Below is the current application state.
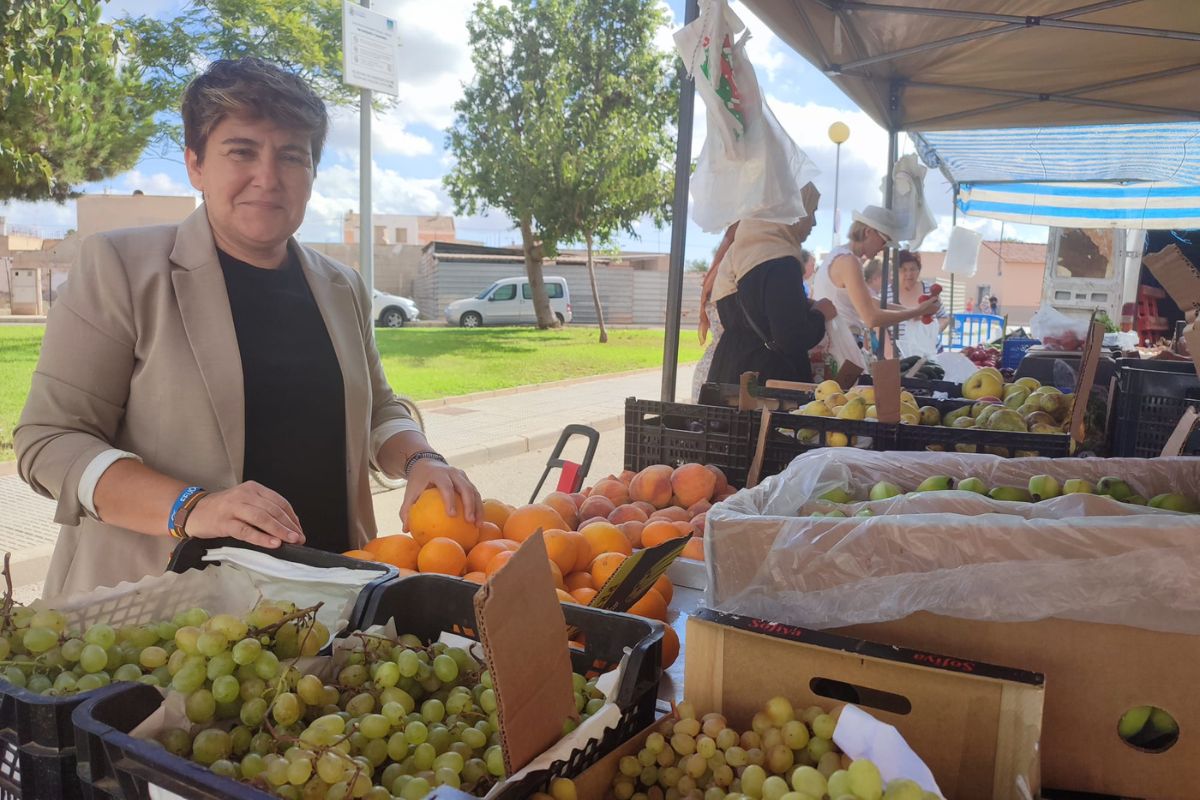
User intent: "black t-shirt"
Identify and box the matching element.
[218,247,349,553]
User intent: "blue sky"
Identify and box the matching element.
[1,0,1045,261]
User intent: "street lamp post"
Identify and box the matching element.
[828,121,850,249]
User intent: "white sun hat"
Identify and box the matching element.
[851,205,903,244]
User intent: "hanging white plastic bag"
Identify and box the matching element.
[897,319,941,360]
[674,0,820,233]
[825,315,866,371]
[1029,303,1089,351]
[885,154,937,249]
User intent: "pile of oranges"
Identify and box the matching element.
[345,464,734,668]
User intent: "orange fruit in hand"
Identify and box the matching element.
[653,574,674,605]
[408,489,480,550]
[590,552,627,590]
[417,537,467,576]
[363,535,420,570]
[627,589,668,622]
[661,626,680,668]
[466,540,511,574]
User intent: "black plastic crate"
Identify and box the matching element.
[73,574,663,800]
[756,407,900,476]
[167,537,397,634]
[625,398,758,485]
[0,540,393,800]
[1111,360,1200,457]
[894,397,1073,458]
[857,374,963,397]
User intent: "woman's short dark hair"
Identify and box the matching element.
[799,248,813,266]
[897,249,922,270]
[182,58,329,167]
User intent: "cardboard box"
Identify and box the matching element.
[836,613,1200,800]
[570,715,670,799]
[1143,245,1200,377]
[685,609,1044,800]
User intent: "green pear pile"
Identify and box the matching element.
[805,476,1199,517]
[931,374,1074,439]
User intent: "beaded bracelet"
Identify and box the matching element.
[404,450,447,477]
[168,486,208,540]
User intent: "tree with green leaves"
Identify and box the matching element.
[536,0,676,342]
[444,0,576,329]
[0,0,159,202]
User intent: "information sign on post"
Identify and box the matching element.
[342,2,400,96]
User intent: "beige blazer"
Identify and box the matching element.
[15,206,414,597]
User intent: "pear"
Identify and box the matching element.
[976,404,1003,426]
[942,406,972,426]
[1032,385,1062,395]
[1028,475,1062,501]
[1149,493,1200,513]
[1062,479,1095,495]
[989,486,1032,502]
[850,386,876,404]
[1031,423,1061,435]
[866,405,878,419]
[818,487,855,504]
[824,510,848,518]
[814,379,842,402]
[827,432,850,447]
[869,481,904,500]
[1023,410,1056,428]
[971,400,999,419]
[1003,388,1030,409]
[952,416,976,429]
[900,413,920,425]
[918,406,941,426]
[797,401,833,418]
[955,443,979,453]
[1097,477,1134,501]
[1150,708,1180,738]
[855,509,874,517]
[1015,376,1042,392]
[900,390,917,407]
[915,476,954,492]
[986,409,1028,432]
[797,428,819,444]
[1124,495,1148,506]
[1118,706,1153,740]
[825,392,849,409]
[983,446,1010,457]
[958,477,988,494]
[1037,392,1071,419]
[837,397,867,420]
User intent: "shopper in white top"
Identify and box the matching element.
[812,205,941,346]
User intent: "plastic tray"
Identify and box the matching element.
[1111,360,1200,457]
[72,574,663,800]
[1001,338,1040,370]
[0,541,392,800]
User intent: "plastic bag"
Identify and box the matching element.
[1029,304,1089,351]
[896,319,941,360]
[886,154,937,249]
[705,448,1200,634]
[674,0,820,233]
[825,314,866,371]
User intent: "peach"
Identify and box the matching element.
[619,469,637,486]
[715,490,737,502]
[619,520,645,548]
[641,520,687,549]
[542,492,579,531]
[503,504,568,543]
[691,513,707,537]
[672,520,696,537]
[682,538,705,561]
[649,506,690,523]
[671,463,718,507]
[608,504,649,525]
[632,500,657,516]
[686,500,711,518]
[578,494,616,522]
[579,515,608,529]
[569,492,587,509]
[629,465,674,509]
[705,464,730,496]
[591,478,631,506]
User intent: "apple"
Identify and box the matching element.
[915,476,954,492]
[1062,479,1094,494]
[819,488,856,503]
[1015,377,1042,392]
[1118,706,1152,740]
[989,486,1032,502]
[1028,475,1062,501]
[869,481,903,500]
[814,380,842,402]
[963,369,1004,401]
[958,477,988,494]
[1149,493,1200,513]
[797,401,833,417]
[1097,477,1134,501]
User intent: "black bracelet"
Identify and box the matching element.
[405,451,447,476]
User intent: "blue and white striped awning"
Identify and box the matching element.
[915,123,1200,229]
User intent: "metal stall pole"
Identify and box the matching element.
[876,128,899,358]
[660,0,701,402]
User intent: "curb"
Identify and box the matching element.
[442,412,625,470]
[415,365,676,409]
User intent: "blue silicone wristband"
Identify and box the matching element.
[169,486,205,537]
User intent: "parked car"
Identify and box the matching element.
[373,289,419,328]
[444,276,572,327]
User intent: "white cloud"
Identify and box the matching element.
[300,161,452,241]
[735,3,786,81]
[118,170,198,197]
[325,110,435,162]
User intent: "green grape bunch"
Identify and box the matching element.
[162,630,608,800]
[607,698,942,800]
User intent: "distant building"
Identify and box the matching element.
[76,193,198,239]
[918,240,1047,326]
[342,212,459,246]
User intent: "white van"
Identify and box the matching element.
[444,276,573,327]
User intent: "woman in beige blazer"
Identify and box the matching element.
[15,58,481,597]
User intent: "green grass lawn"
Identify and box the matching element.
[0,326,703,461]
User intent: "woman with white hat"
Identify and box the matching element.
[811,204,941,360]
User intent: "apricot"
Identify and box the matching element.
[608,504,649,525]
[641,520,687,549]
[503,503,568,543]
[691,513,707,537]
[619,520,645,548]
[671,463,718,507]
[649,506,690,523]
[578,494,617,522]
[542,492,580,531]
[629,465,674,509]
[705,464,730,496]
[591,478,631,506]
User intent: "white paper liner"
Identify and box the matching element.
[833,704,944,798]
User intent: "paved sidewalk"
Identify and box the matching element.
[0,364,696,595]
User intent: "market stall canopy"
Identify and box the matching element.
[737,0,1200,131]
[913,122,1200,228]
